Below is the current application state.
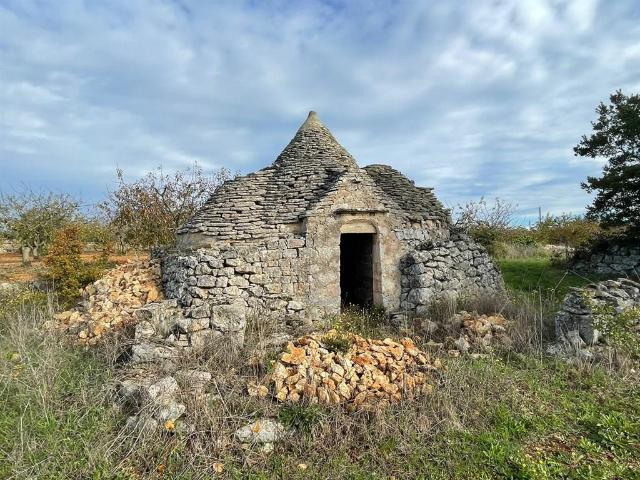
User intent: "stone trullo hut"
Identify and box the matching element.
[160,112,502,340]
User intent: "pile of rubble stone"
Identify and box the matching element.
[47,260,162,345]
[448,311,512,354]
[251,331,439,410]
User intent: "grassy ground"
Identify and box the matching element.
[497,257,607,298]
[1,261,639,479]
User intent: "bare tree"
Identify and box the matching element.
[0,190,79,265]
[99,164,232,250]
[453,196,518,232]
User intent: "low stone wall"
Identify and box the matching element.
[399,234,503,313]
[130,299,249,363]
[553,278,640,348]
[573,244,640,275]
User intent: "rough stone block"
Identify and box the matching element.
[196,276,216,287]
[211,302,247,333]
[228,276,250,287]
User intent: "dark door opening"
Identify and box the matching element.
[340,233,374,308]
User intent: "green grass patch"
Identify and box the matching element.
[497,257,606,298]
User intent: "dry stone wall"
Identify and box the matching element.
[160,229,499,329]
[400,233,503,313]
[553,278,640,348]
[159,236,314,325]
[573,244,640,275]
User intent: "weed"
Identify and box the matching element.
[322,330,352,354]
[278,403,324,435]
[587,296,640,357]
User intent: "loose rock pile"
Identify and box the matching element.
[391,310,512,355]
[449,311,512,354]
[255,332,439,410]
[47,260,162,345]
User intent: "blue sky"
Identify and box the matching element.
[1,0,639,223]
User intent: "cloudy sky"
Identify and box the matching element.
[1,0,639,223]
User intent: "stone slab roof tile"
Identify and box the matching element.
[363,164,450,223]
[178,112,450,239]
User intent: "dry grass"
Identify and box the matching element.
[1,289,638,479]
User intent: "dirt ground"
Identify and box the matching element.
[0,252,148,283]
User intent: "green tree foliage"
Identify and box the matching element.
[0,191,79,264]
[535,214,601,249]
[575,90,640,234]
[100,164,232,250]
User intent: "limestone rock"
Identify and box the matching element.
[210,302,247,333]
[235,418,287,444]
[154,400,186,422]
[265,331,438,410]
[131,343,182,364]
[175,369,212,391]
[454,336,470,353]
[124,415,159,435]
[48,259,164,345]
[554,278,640,347]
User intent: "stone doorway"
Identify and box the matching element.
[340,233,375,308]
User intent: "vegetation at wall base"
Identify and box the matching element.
[42,225,114,306]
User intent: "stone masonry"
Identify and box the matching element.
[573,244,640,276]
[159,112,503,345]
[553,278,640,349]
[400,233,503,314]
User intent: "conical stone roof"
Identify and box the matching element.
[178,112,449,241]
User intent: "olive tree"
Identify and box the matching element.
[0,190,79,264]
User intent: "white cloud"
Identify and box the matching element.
[0,0,638,219]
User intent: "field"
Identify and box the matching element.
[0,252,147,283]
[0,256,638,479]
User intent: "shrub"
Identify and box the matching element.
[535,214,601,250]
[469,226,499,255]
[493,242,548,260]
[100,165,232,250]
[42,226,112,306]
[587,296,640,358]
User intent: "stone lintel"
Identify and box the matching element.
[332,208,388,216]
